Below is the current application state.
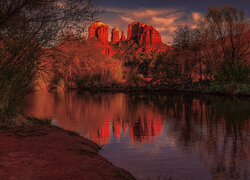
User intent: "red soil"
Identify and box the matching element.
[0,125,135,180]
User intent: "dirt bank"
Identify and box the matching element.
[0,124,135,180]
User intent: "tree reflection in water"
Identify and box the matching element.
[25,92,250,180]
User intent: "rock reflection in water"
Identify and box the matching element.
[25,92,250,180]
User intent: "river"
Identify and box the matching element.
[24,91,250,180]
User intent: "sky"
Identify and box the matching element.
[97,0,250,44]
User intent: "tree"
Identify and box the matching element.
[0,0,99,46]
[173,26,199,83]
[0,0,99,124]
[198,5,250,82]
[153,51,182,84]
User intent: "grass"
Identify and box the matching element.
[78,149,98,156]
[67,130,80,136]
[26,116,51,125]
[203,82,250,95]
[11,128,48,138]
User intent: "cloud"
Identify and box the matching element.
[120,16,134,23]
[105,7,179,18]
[132,9,177,18]
[151,12,183,25]
[100,7,204,44]
[192,12,203,23]
[166,27,178,33]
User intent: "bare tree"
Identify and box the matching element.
[0,0,99,123]
[198,5,250,82]
[173,26,198,83]
[0,0,99,46]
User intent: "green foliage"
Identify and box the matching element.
[215,59,250,83]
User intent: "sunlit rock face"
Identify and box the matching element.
[111,27,119,43]
[88,21,115,56]
[127,22,168,52]
[121,31,126,41]
[102,44,116,56]
[88,21,109,44]
[88,21,168,55]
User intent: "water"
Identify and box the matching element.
[24,91,250,180]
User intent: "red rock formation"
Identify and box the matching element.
[111,27,119,43]
[88,21,115,56]
[121,31,126,41]
[88,21,167,55]
[127,22,168,52]
[102,44,116,56]
[127,22,146,42]
[88,21,109,44]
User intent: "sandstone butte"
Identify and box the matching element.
[88,21,109,44]
[88,21,115,56]
[127,22,168,52]
[88,21,168,56]
[121,30,126,41]
[111,27,119,43]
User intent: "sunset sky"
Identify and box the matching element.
[98,0,250,44]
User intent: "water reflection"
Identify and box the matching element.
[25,92,250,180]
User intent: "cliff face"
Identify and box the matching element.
[121,31,126,41]
[88,21,168,55]
[88,21,115,56]
[102,44,115,56]
[127,22,168,52]
[111,27,119,43]
[88,21,109,44]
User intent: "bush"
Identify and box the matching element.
[0,38,42,122]
[127,71,144,86]
[215,60,250,83]
[0,0,99,125]
[49,39,122,90]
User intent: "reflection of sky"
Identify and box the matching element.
[101,122,211,180]
[97,0,250,44]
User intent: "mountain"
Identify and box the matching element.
[88,21,115,56]
[88,21,168,56]
[88,21,109,44]
[127,22,168,53]
[121,31,126,41]
[111,27,119,43]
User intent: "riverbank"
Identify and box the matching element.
[0,117,135,180]
[76,81,250,97]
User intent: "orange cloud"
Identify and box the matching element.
[121,16,134,23]
[192,12,203,23]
